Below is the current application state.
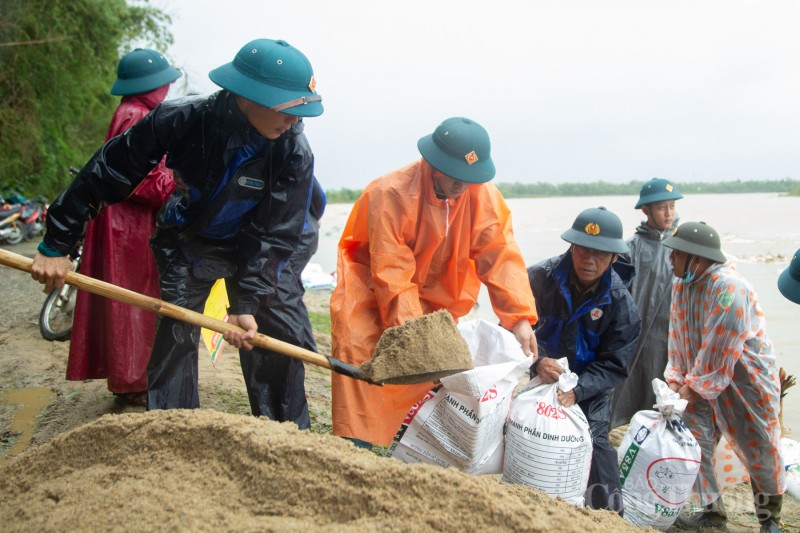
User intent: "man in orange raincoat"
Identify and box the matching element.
[330,117,539,448]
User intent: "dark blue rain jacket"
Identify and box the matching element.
[527,250,641,404]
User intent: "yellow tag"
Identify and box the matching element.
[666,184,673,192]
[584,223,600,236]
[464,150,479,165]
[308,76,317,93]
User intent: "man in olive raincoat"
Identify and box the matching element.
[611,178,683,428]
[330,117,539,448]
[664,222,785,533]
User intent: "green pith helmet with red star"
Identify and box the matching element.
[635,178,683,208]
[561,206,628,254]
[209,38,323,117]
[417,117,495,184]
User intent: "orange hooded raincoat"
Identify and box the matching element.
[330,159,538,446]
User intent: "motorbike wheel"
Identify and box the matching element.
[39,285,77,341]
[4,226,23,245]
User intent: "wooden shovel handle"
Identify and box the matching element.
[0,248,335,370]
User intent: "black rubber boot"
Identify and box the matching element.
[754,493,783,533]
[673,497,727,531]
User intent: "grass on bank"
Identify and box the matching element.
[308,310,331,334]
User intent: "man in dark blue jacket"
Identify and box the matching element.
[30,38,324,413]
[528,206,641,515]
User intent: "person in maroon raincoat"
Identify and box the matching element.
[66,49,181,405]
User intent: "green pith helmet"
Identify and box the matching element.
[417,117,495,183]
[209,38,323,117]
[635,177,683,208]
[110,48,181,96]
[662,221,726,263]
[778,249,800,304]
[561,206,628,254]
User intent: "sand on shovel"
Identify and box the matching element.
[359,309,473,385]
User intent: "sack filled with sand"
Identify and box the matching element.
[387,320,533,474]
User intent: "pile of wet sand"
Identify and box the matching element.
[0,409,644,532]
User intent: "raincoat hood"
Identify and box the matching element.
[120,85,170,111]
[634,217,680,240]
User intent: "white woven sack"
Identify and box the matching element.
[781,438,800,501]
[502,358,592,507]
[617,379,701,531]
[387,320,532,474]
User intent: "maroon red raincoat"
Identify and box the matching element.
[66,86,175,393]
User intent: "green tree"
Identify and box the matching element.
[0,0,172,198]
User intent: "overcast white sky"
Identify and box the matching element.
[149,0,800,190]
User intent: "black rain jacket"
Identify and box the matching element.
[43,90,315,316]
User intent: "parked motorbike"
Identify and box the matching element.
[0,195,47,244]
[37,166,82,340]
[40,249,81,341]
[19,198,46,239]
[0,201,24,244]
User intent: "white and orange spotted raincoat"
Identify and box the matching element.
[665,256,785,503]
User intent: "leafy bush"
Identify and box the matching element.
[0,0,172,198]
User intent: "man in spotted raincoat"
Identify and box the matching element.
[663,221,785,533]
